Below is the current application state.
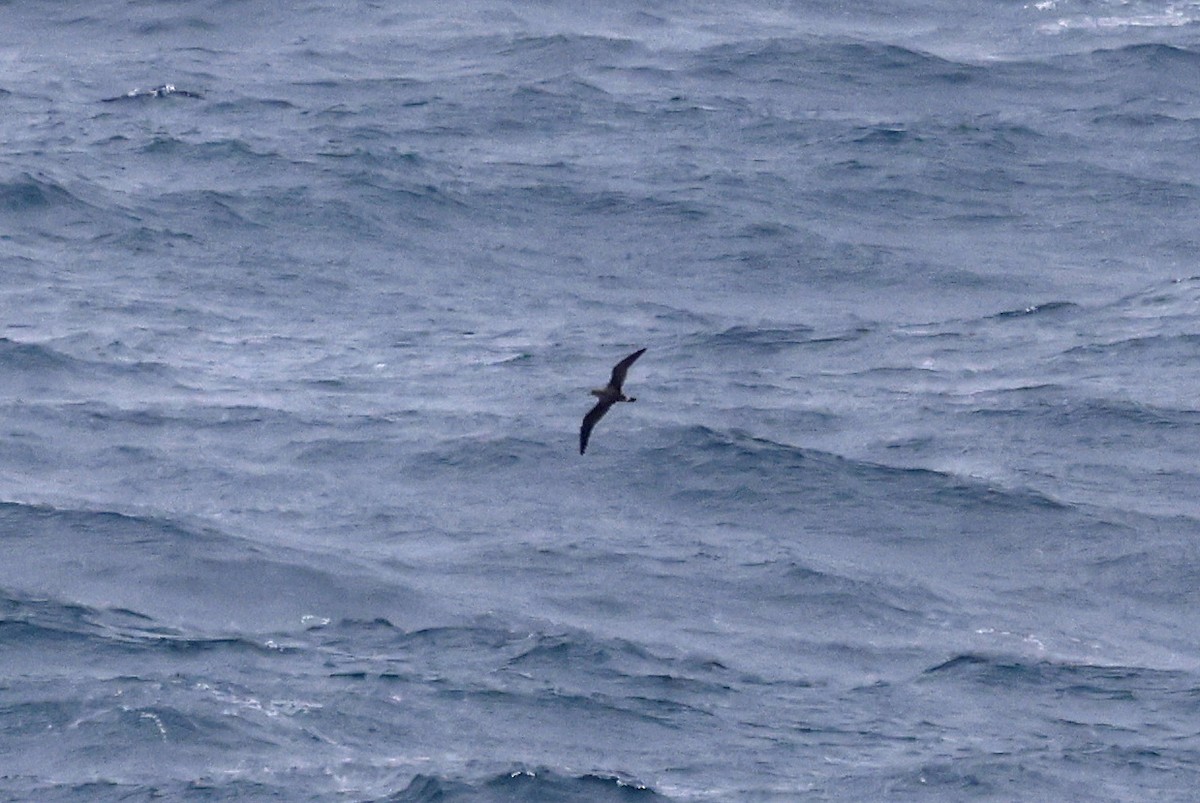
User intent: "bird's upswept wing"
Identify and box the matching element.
[607,347,646,392]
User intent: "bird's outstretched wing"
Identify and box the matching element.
[580,400,614,454]
[608,347,647,391]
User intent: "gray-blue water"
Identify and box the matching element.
[3,1,1200,799]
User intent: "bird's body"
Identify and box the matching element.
[580,347,646,454]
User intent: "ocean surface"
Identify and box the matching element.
[2,0,1200,799]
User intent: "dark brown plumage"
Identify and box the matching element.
[580,347,646,454]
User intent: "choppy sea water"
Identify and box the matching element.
[2,1,1200,800]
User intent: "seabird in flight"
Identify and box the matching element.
[580,347,646,454]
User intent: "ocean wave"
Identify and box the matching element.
[1039,4,1200,35]
[0,589,275,658]
[996,395,1200,430]
[150,188,263,231]
[960,361,1200,429]
[7,777,299,802]
[407,433,549,474]
[318,617,729,686]
[922,652,1194,695]
[759,561,947,623]
[307,616,731,735]
[1062,332,1200,359]
[497,31,643,62]
[1086,545,1200,604]
[0,500,428,633]
[1074,42,1200,70]
[0,171,144,249]
[0,173,90,214]
[0,337,173,379]
[81,401,298,429]
[389,767,660,802]
[698,324,818,351]
[0,337,83,371]
[91,221,199,252]
[136,136,270,162]
[1113,274,1200,315]
[505,629,729,690]
[988,300,1080,320]
[654,425,1069,513]
[697,37,980,87]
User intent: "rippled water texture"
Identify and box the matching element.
[2,1,1200,799]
